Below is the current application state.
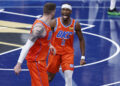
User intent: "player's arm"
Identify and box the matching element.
[49,19,56,55]
[50,18,56,32]
[14,23,45,75]
[75,21,86,65]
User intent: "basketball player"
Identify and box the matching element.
[47,3,86,86]
[14,3,56,86]
[108,0,120,15]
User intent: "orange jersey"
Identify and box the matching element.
[51,17,76,54]
[26,19,52,61]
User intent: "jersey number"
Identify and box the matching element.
[56,30,73,46]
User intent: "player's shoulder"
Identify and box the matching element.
[75,21,80,25]
[32,22,45,37]
[33,19,41,24]
[74,20,81,31]
[33,22,44,32]
[34,22,44,27]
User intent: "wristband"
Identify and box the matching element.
[81,56,85,60]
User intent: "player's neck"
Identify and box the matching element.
[40,15,52,25]
[62,17,71,26]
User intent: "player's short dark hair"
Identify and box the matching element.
[43,3,56,15]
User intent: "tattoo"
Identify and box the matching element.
[29,23,46,42]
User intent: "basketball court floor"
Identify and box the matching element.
[0,0,120,86]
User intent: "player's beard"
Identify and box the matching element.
[62,15,70,21]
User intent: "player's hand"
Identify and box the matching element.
[80,59,86,65]
[49,44,56,55]
[14,63,22,75]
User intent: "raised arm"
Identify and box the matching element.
[75,21,86,65]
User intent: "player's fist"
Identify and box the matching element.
[14,63,22,75]
[80,59,86,65]
[49,44,56,55]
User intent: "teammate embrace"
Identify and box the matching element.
[14,3,86,86]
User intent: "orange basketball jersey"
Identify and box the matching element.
[26,19,52,61]
[51,17,76,54]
